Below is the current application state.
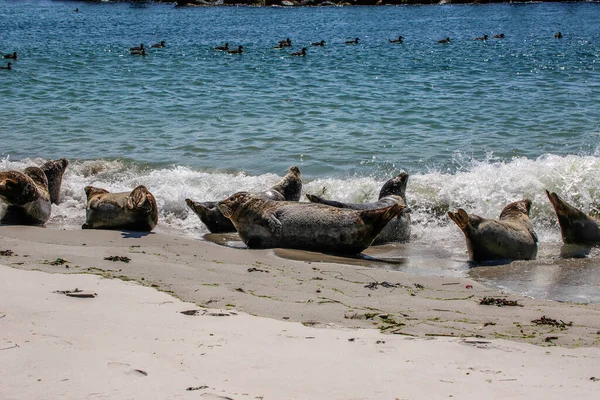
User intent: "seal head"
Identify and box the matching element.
[267,166,302,202]
[448,199,538,263]
[546,190,600,245]
[82,185,158,231]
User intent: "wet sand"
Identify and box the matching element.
[2,225,600,398]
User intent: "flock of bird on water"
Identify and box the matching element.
[1,30,565,71]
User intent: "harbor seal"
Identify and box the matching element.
[82,185,158,231]
[447,199,538,263]
[186,166,302,233]
[546,190,600,245]
[217,192,405,255]
[0,167,51,225]
[41,158,69,204]
[306,172,411,244]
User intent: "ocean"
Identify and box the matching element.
[1,0,600,302]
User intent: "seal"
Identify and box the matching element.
[41,158,69,204]
[82,185,158,231]
[0,167,51,225]
[306,172,411,244]
[186,166,302,233]
[546,190,600,245]
[218,192,404,255]
[447,199,538,263]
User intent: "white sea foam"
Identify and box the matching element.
[3,154,600,250]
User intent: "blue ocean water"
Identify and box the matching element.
[2,1,600,301]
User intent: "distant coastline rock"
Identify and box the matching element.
[128,0,592,7]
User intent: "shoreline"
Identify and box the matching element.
[3,224,600,397]
[2,225,599,348]
[3,264,600,399]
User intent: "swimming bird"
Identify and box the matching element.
[291,48,307,57]
[278,38,292,47]
[438,37,450,44]
[389,36,404,44]
[0,62,11,70]
[3,52,17,60]
[311,40,325,47]
[493,33,505,39]
[345,38,359,44]
[215,42,229,51]
[130,43,144,52]
[151,41,166,48]
[130,48,146,56]
[555,32,563,39]
[474,34,488,41]
[228,45,243,55]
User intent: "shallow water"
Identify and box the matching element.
[1,1,600,303]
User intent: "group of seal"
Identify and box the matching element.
[218,191,404,255]
[0,159,158,232]
[2,160,600,261]
[306,172,411,245]
[186,166,302,234]
[447,191,600,264]
[0,159,69,226]
[186,168,410,254]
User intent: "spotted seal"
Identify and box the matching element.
[82,185,158,231]
[186,166,302,233]
[546,190,600,245]
[41,158,69,204]
[218,192,405,255]
[0,167,51,225]
[447,199,538,263]
[306,172,411,244]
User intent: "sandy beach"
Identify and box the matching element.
[1,225,600,399]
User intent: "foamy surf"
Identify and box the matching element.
[2,153,599,249]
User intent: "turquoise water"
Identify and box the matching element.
[2,1,600,302]
[2,1,599,175]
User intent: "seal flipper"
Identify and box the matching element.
[360,203,403,236]
[306,194,325,204]
[264,212,283,237]
[305,194,352,209]
[127,185,158,228]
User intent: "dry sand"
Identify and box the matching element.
[1,225,600,399]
